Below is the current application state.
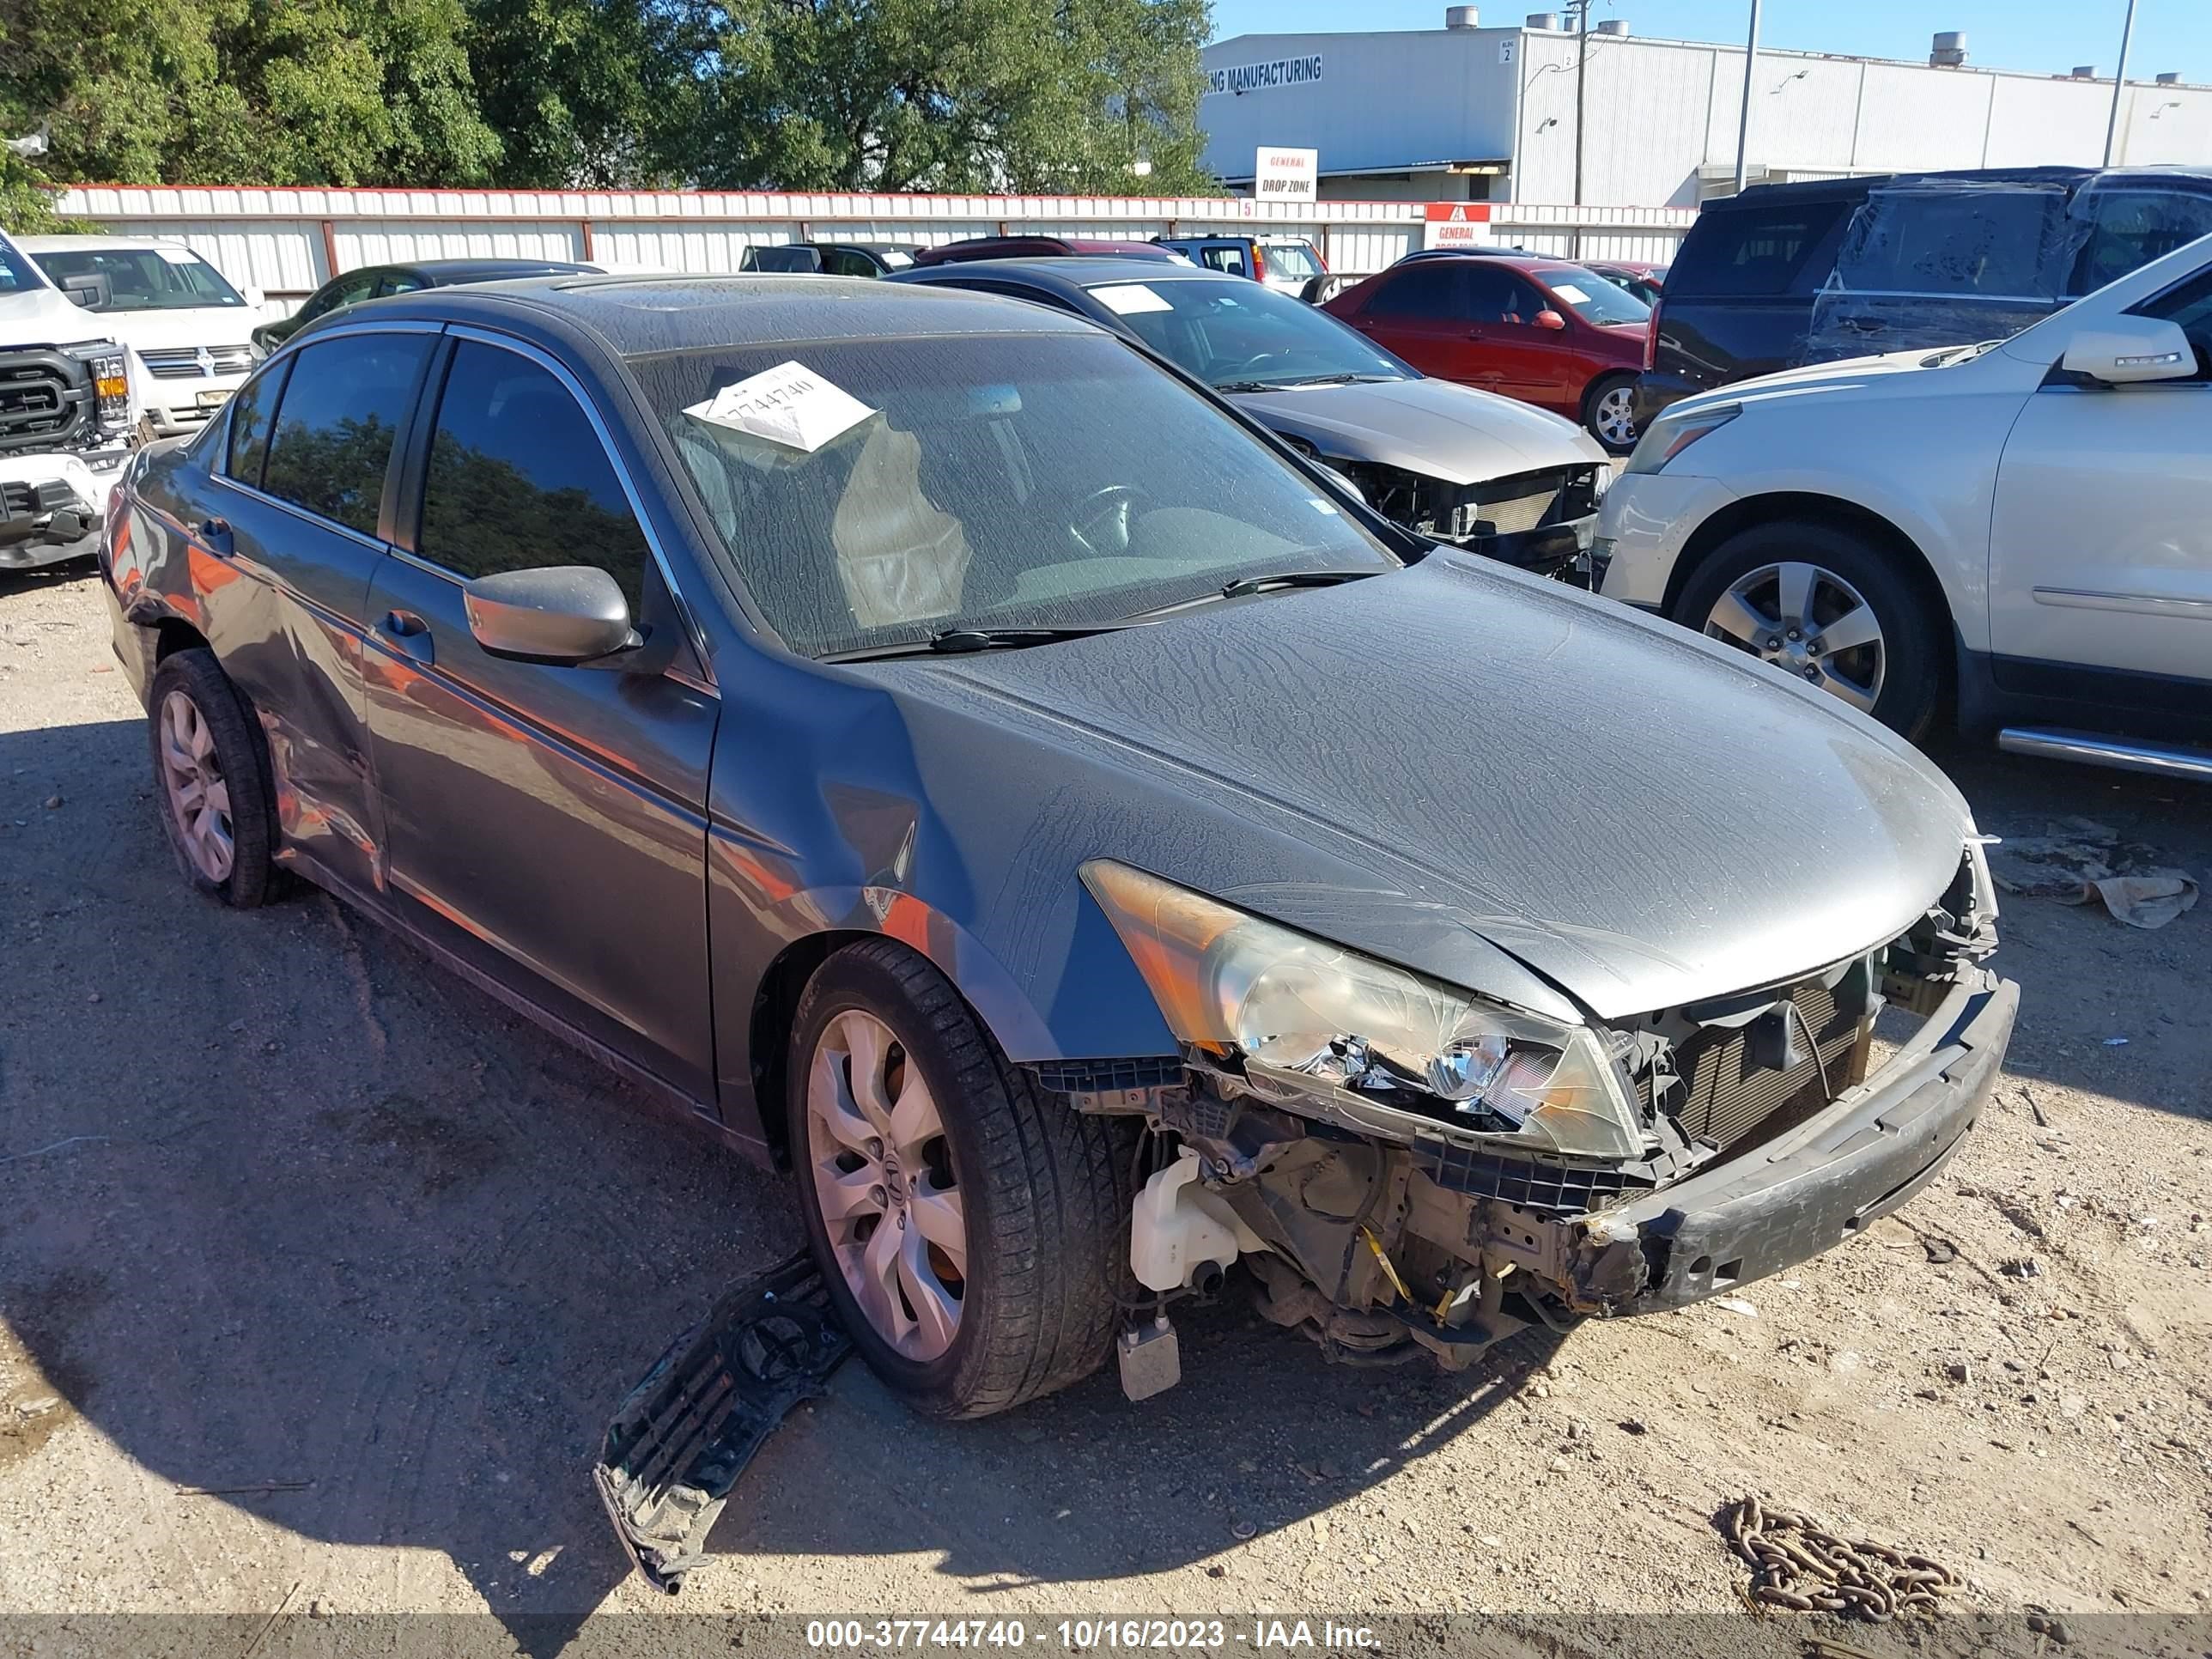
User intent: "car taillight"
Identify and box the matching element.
[1644,300,1662,372]
[1250,243,1267,282]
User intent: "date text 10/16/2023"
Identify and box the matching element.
[805,1620,1381,1650]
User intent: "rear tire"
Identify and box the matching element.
[1671,519,1944,739]
[1582,372,1640,453]
[146,648,278,908]
[787,939,1131,1419]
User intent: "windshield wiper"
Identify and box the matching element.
[1214,372,1397,392]
[1218,568,1380,600]
[820,624,1132,662]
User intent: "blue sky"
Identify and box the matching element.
[1206,0,2208,84]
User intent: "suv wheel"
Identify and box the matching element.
[787,939,1130,1419]
[147,649,279,907]
[1672,519,1943,739]
[1583,374,1639,453]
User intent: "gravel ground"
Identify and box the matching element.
[3,562,2208,1644]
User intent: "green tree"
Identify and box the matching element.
[674,0,1214,194]
[465,0,695,187]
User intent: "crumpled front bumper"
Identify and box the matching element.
[0,450,125,571]
[1571,965,2017,1315]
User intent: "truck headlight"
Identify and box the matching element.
[65,342,131,436]
[1081,860,1646,1158]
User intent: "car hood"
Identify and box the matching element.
[0,284,119,349]
[1666,348,1951,421]
[884,555,1972,1022]
[92,306,261,352]
[1228,376,1604,484]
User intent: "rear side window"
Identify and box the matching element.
[1833,186,2063,300]
[416,340,651,611]
[1669,201,1850,296]
[1199,245,1249,274]
[1365,263,1464,319]
[259,333,431,536]
[223,359,290,489]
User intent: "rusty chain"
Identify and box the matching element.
[1724,1493,1959,1621]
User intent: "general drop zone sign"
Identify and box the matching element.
[1207,55,1324,95]
[1255,148,1319,203]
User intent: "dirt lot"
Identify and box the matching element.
[3,562,2209,1644]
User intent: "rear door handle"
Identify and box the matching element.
[196,517,233,556]
[378,609,434,666]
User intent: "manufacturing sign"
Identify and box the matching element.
[1255,148,1320,202]
[1207,55,1324,95]
[1424,201,1496,247]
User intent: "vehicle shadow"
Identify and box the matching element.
[0,714,1555,1645]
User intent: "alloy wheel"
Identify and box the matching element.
[1592,384,1638,447]
[158,689,235,883]
[1703,560,1887,713]
[804,1008,968,1361]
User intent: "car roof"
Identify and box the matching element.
[16,234,200,252]
[398,258,601,283]
[369,272,1102,356]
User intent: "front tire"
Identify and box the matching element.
[787,939,1130,1419]
[147,648,278,907]
[1582,372,1640,453]
[1671,519,1944,739]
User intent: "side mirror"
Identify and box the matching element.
[243,285,266,310]
[462,566,636,664]
[1534,308,1568,331]
[61,273,110,310]
[2058,316,2197,386]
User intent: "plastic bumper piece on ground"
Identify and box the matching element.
[595,1251,851,1595]
[1572,967,2018,1315]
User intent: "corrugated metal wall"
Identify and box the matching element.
[58,185,1695,301]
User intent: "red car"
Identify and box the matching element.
[1324,253,1651,452]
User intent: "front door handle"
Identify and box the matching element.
[377,609,434,666]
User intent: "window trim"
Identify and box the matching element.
[400,324,717,687]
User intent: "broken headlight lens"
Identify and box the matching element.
[1080,860,1647,1158]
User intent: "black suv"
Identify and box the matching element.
[1638,165,2212,427]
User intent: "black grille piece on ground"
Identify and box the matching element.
[1671,975,1867,1152]
[595,1251,850,1594]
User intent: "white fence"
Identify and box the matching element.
[55,185,1697,307]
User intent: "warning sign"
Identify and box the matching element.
[1422,201,1496,250]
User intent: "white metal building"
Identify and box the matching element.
[1200,10,2212,208]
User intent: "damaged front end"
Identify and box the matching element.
[1060,851,2014,1385]
[1327,459,1604,580]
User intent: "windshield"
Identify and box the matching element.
[1088,276,1410,391]
[1535,266,1650,326]
[634,331,1396,659]
[33,246,247,311]
[0,233,50,295]
[1261,241,1323,280]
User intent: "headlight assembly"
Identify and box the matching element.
[64,341,131,436]
[1623,402,1738,477]
[1081,860,1648,1159]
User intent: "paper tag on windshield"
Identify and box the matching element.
[1548,283,1591,306]
[1092,283,1173,316]
[684,360,877,453]
[155,245,201,265]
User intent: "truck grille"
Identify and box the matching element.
[1668,975,1868,1152]
[0,354,92,453]
[140,344,255,379]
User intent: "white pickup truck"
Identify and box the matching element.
[1,225,136,572]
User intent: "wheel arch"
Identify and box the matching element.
[1662,490,1957,642]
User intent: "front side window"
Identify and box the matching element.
[0,233,46,295]
[374,272,428,299]
[2070,189,2212,296]
[2137,267,2212,374]
[1464,264,1534,324]
[1200,246,1248,274]
[1261,241,1323,281]
[1833,185,2065,301]
[33,246,247,311]
[258,333,432,536]
[1365,264,1464,320]
[302,270,379,323]
[417,341,651,610]
[1095,276,1410,390]
[634,331,1395,659]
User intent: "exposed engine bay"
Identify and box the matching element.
[1046,845,2012,1396]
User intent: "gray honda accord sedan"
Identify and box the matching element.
[101,274,2017,1418]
